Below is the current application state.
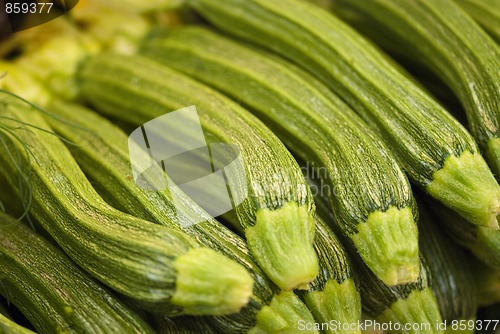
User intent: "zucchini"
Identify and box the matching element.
[141,26,420,286]
[471,260,500,307]
[43,100,317,333]
[77,53,320,291]
[155,316,218,334]
[0,313,35,334]
[454,0,500,43]
[187,0,500,230]
[0,91,254,316]
[417,198,477,332]
[426,198,500,270]
[0,212,154,333]
[330,0,500,181]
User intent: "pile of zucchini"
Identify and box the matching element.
[0,0,499,332]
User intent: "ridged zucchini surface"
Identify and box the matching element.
[77,53,319,291]
[187,0,500,230]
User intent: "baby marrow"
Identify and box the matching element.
[141,26,420,286]
[0,212,155,333]
[454,0,500,43]
[417,198,477,332]
[0,91,253,316]
[77,53,320,291]
[155,316,218,334]
[330,0,500,180]
[426,199,500,270]
[0,313,35,334]
[43,100,318,333]
[187,0,500,230]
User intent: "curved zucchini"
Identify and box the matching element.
[187,0,500,230]
[330,0,500,180]
[43,100,318,333]
[155,316,217,334]
[0,92,253,316]
[417,198,477,332]
[140,26,420,287]
[454,0,500,43]
[77,53,319,291]
[0,313,35,334]
[0,212,154,334]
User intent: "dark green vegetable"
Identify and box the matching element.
[43,100,318,333]
[187,0,500,230]
[141,26,420,287]
[77,53,320,291]
[155,316,217,334]
[0,91,253,316]
[0,212,155,334]
[417,198,477,331]
[330,0,500,180]
[455,0,500,43]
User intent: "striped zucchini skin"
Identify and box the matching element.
[0,212,155,334]
[427,199,500,270]
[187,0,500,230]
[0,93,253,316]
[155,316,218,334]
[44,100,280,333]
[77,53,319,291]
[330,0,500,180]
[454,0,500,43]
[141,26,420,286]
[417,198,477,330]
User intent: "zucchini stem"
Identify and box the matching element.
[245,202,319,291]
[378,288,443,334]
[171,248,254,315]
[351,206,420,286]
[303,279,362,334]
[427,150,500,229]
[250,291,319,333]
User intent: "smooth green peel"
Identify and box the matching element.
[303,279,362,334]
[377,288,443,334]
[172,248,254,315]
[250,291,319,334]
[428,150,500,229]
[0,313,35,334]
[352,206,419,286]
[246,202,319,291]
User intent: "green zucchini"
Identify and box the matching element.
[470,259,500,307]
[43,100,318,333]
[426,198,500,270]
[140,25,420,286]
[187,0,500,230]
[155,316,218,334]
[0,91,254,316]
[330,0,500,181]
[0,313,35,334]
[0,212,154,333]
[417,198,477,332]
[77,53,320,291]
[454,0,500,43]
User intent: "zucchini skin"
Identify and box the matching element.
[455,0,500,43]
[141,26,421,286]
[330,0,500,178]
[0,212,155,334]
[0,313,35,334]
[155,316,218,334]
[187,0,500,230]
[44,100,276,333]
[417,197,477,327]
[77,53,319,291]
[0,93,251,315]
